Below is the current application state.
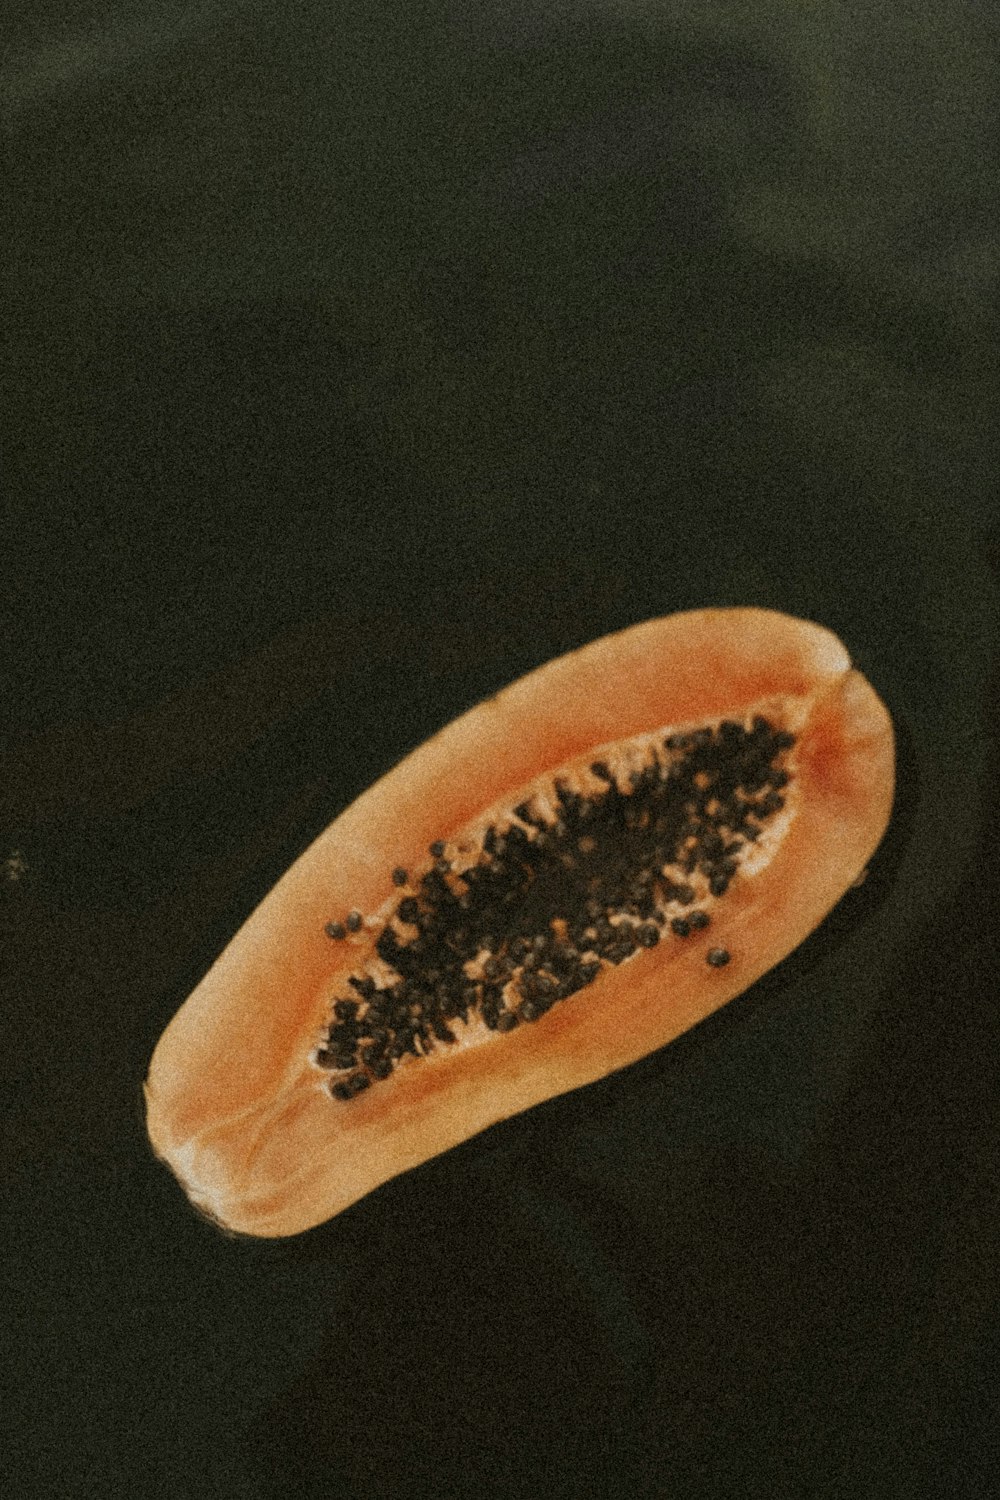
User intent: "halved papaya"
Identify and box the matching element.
[144,608,894,1238]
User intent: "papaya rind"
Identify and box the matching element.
[144,608,894,1237]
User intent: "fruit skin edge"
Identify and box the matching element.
[143,608,896,1238]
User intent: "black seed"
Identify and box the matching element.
[671,917,691,937]
[515,800,547,827]
[688,910,710,930]
[590,761,614,782]
[392,866,408,886]
[636,922,660,948]
[330,1016,361,1044]
[324,921,347,940]
[700,831,725,861]
[520,999,543,1022]
[391,1030,419,1059]
[770,769,789,789]
[346,910,363,932]
[566,920,592,950]
[397,897,421,924]
[429,840,446,857]
[709,872,732,897]
[349,1072,372,1094]
[547,942,576,971]
[483,956,504,980]
[431,1016,457,1044]
[760,791,785,815]
[370,1058,393,1081]
[496,1011,519,1033]
[481,987,503,1028]
[331,1081,353,1101]
[376,928,402,964]
[334,999,359,1022]
[315,1050,339,1069]
[706,947,731,967]
[348,975,376,998]
[772,730,796,750]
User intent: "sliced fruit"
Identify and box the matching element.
[144,608,895,1237]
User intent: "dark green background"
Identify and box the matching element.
[3,3,998,1496]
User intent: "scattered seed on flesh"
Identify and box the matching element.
[323,716,794,1099]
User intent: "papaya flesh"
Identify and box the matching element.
[144,608,894,1238]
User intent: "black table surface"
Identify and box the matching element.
[4,5,998,1497]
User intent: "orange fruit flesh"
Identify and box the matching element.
[144,608,895,1237]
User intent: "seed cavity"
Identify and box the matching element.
[319,714,794,1099]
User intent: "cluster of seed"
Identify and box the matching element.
[318,715,795,1101]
